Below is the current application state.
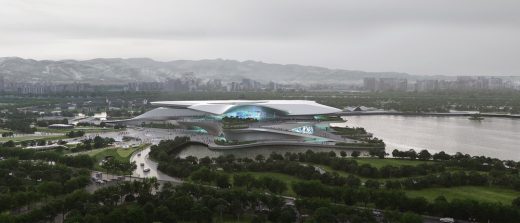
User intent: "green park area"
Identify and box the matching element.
[86,144,148,174]
[87,144,145,162]
[406,186,520,204]
[238,171,302,196]
[352,157,434,168]
[241,171,520,205]
[78,137,520,208]
[234,162,520,204]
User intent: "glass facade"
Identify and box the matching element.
[223,105,286,120]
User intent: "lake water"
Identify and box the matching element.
[344,115,520,160]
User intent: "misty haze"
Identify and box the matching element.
[1,1,519,223]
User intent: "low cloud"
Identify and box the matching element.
[0,0,519,75]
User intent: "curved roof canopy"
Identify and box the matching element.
[151,100,341,116]
[131,107,208,120]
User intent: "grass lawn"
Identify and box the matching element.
[350,157,434,168]
[93,149,130,162]
[406,186,520,204]
[87,145,147,174]
[311,163,408,182]
[234,171,303,196]
[89,145,145,162]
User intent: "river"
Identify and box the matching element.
[343,115,520,160]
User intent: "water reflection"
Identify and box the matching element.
[343,115,520,160]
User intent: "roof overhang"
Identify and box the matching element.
[151,100,341,116]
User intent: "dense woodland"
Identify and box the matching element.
[149,138,520,222]
[0,136,518,222]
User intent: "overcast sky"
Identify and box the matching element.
[1,0,519,76]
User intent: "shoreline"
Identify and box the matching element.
[339,111,520,119]
[207,140,383,150]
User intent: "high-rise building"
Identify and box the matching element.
[363,78,377,92]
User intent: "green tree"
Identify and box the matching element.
[400,212,422,223]
[512,196,520,207]
[255,154,265,162]
[418,149,432,160]
[37,181,63,197]
[215,173,231,188]
[313,207,335,223]
[191,167,215,184]
[2,140,15,147]
[365,179,380,189]
[233,173,255,189]
[279,206,297,222]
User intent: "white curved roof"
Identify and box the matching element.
[132,107,208,120]
[151,100,341,116]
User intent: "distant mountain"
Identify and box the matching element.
[0,57,412,84]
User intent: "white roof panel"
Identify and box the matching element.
[150,100,341,116]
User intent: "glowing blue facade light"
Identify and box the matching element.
[223,105,285,120]
[290,125,314,135]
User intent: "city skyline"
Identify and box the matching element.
[1,0,520,76]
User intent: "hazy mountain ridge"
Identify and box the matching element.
[0,57,412,84]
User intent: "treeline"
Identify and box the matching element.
[0,158,91,214]
[297,150,445,178]
[331,126,385,147]
[35,119,68,127]
[71,136,115,152]
[0,118,36,134]
[149,137,191,158]
[2,139,68,148]
[148,139,520,222]
[1,140,56,148]
[0,110,38,133]
[0,147,95,169]
[291,180,520,223]
[151,141,520,192]
[148,137,194,177]
[66,130,85,138]
[313,91,520,114]
[305,149,520,191]
[1,132,14,137]
[392,149,519,171]
[0,144,99,222]
[0,179,386,223]
[150,149,443,190]
[100,157,137,175]
[189,167,289,194]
